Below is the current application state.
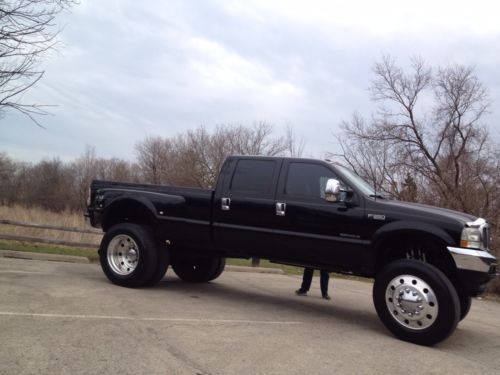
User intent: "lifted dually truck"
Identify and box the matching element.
[86,156,498,346]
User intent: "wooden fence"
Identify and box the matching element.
[0,220,262,265]
[0,219,102,248]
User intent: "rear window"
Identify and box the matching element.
[230,159,276,195]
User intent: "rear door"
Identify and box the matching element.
[213,157,283,256]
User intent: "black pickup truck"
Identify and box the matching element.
[87,156,497,345]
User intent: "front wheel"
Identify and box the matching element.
[455,284,472,321]
[373,259,460,346]
[171,254,225,283]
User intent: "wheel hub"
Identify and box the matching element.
[385,275,439,330]
[107,235,140,276]
[127,248,138,262]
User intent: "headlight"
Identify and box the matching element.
[460,218,491,251]
[461,227,483,249]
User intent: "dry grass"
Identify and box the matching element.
[0,205,101,245]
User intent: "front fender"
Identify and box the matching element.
[372,220,455,252]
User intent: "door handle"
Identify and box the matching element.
[221,197,231,211]
[276,202,286,216]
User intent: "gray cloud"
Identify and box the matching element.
[1,0,499,162]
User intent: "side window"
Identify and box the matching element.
[230,159,276,196]
[285,163,337,199]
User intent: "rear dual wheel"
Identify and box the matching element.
[171,254,225,283]
[99,223,169,288]
[373,259,460,346]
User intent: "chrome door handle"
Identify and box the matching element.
[221,197,231,211]
[276,202,286,216]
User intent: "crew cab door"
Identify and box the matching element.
[213,157,282,256]
[272,160,368,270]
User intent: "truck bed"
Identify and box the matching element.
[89,180,214,247]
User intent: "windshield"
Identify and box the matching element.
[334,165,376,196]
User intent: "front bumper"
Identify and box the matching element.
[447,246,498,295]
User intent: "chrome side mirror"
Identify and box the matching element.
[325,179,342,202]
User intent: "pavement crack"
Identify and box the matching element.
[146,326,213,375]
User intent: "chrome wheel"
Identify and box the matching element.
[385,275,439,330]
[374,260,460,345]
[107,234,140,276]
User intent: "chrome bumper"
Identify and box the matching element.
[447,247,497,273]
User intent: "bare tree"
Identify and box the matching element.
[226,122,288,156]
[284,125,306,157]
[98,158,140,183]
[71,145,98,208]
[334,56,500,294]
[22,157,74,211]
[135,136,173,185]
[0,0,75,126]
[135,123,291,188]
[334,56,497,215]
[335,113,413,199]
[0,151,16,204]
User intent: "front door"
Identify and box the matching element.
[272,160,367,270]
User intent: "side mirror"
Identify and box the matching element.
[324,179,353,203]
[325,179,342,202]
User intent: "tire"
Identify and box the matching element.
[143,242,170,287]
[373,259,460,346]
[172,255,225,283]
[455,284,472,321]
[99,223,159,288]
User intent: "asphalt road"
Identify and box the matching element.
[1,257,500,375]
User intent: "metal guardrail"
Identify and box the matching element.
[0,219,102,249]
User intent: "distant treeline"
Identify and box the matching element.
[0,123,304,212]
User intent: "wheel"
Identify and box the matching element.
[373,259,460,346]
[455,284,472,321]
[99,223,159,288]
[143,241,170,287]
[171,254,225,283]
[459,295,472,321]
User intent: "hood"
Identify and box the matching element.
[378,199,477,225]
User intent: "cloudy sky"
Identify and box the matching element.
[1,0,499,162]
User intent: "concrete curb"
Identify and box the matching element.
[0,250,90,264]
[0,250,284,274]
